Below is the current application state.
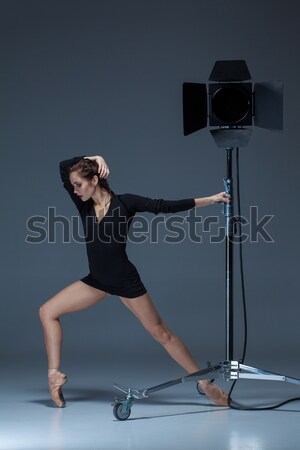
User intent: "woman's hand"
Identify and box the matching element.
[210,192,230,204]
[194,192,230,207]
[84,155,110,179]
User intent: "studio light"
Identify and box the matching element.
[183,60,283,147]
[209,83,252,126]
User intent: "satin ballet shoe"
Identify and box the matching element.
[197,380,229,407]
[48,370,68,408]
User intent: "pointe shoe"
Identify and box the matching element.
[197,380,229,407]
[48,370,68,408]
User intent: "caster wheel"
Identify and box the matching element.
[113,403,131,421]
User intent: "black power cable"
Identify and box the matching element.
[227,147,300,411]
[227,146,246,407]
[235,146,247,365]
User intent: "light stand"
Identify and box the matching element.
[110,60,300,421]
[111,144,300,421]
[224,147,234,361]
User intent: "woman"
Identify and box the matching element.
[39,155,230,408]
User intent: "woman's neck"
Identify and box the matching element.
[92,187,110,206]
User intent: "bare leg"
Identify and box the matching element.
[120,292,228,406]
[39,280,109,406]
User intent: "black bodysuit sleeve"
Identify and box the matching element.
[120,193,195,215]
[59,156,85,211]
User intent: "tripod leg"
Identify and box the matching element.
[238,364,300,385]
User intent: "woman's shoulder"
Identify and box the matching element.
[116,193,135,199]
[114,193,137,200]
[114,193,139,212]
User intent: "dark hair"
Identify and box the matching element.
[68,158,114,196]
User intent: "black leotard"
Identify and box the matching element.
[60,157,196,298]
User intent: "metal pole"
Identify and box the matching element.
[224,148,234,361]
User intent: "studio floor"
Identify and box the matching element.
[1,357,300,450]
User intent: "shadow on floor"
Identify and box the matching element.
[28,386,115,407]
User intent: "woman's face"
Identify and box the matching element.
[69,171,97,202]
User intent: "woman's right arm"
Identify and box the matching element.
[59,155,110,184]
[83,155,110,178]
[59,156,85,186]
[59,156,86,211]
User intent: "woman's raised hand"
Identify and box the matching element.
[84,155,110,179]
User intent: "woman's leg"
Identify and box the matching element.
[120,292,228,406]
[39,280,109,370]
[39,280,109,406]
[120,292,199,372]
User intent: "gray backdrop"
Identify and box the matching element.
[1,0,299,371]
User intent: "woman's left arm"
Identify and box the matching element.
[194,191,230,207]
[120,192,229,215]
